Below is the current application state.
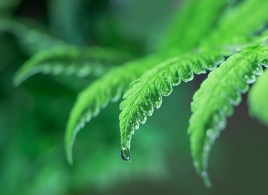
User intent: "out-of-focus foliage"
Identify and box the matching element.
[0,0,176,194]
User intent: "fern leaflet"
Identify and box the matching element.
[13,46,131,86]
[65,55,165,164]
[204,0,268,47]
[248,66,268,127]
[0,18,66,54]
[160,0,228,52]
[188,45,268,187]
[119,51,225,162]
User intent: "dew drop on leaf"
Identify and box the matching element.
[121,147,131,162]
[210,134,216,141]
[138,114,147,124]
[252,64,263,76]
[181,71,194,82]
[171,70,181,86]
[133,120,139,130]
[206,129,214,138]
[221,104,234,116]
[142,102,154,116]
[201,171,208,177]
[229,92,242,106]
[218,121,225,130]
[244,74,256,84]
[260,59,268,67]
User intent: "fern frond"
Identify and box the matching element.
[119,51,225,162]
[188,45,268,187]
[205,0,268,47]
[160,0,228,52]
[0,0,20,11]
[65,55,164,164]
[0,18,65,54]
[13,46,131,86]
[248,67,268,127]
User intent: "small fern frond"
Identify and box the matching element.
[204,0,268,47]
[13,46,131,86]
[160,0,228,52]
[188,45,268,187]
[65,55,164,164]
[119,51,225,162]
[0,18,65,54]
[248,67,268,127]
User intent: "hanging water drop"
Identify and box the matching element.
[121,147,131,162]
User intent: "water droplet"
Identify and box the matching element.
[244,74,256,84]
[181,71,194,82]
[151,92,162,108]
[142,102,154,116]
[210,134,216,141]
[218,121,225,129]
[252,64,263,76]
[229,92,241,106]
[133,121,139,130]
[206,129,214,137]
[121,148,131,162]
[171,71,181,86]
[260,59,268,67]
[221,104,234,116]
[201,171,208,177]
[138,114,147,124]
[160,83,173,96]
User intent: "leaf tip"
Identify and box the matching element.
[120,147,131,162]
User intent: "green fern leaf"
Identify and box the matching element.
[119,51,225,162]
[65,55,164,164]
[0,18,65,54]
[205,0,268,47]
[160,0,228,52]
[13,46,131,86]
[248,67,268,126]
[188,45,268,187]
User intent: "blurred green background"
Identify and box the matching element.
[1,0,268,194]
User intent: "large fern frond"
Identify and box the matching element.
[188,45,268,187]
[248,66,268,127]
[119,51,225,161]
[65,55,165,164]
[13,46,131,86]
[204,0,268,47]
[160,0,228,52]
[0,18,65,54]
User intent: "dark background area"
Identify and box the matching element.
[0,0,268,194]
